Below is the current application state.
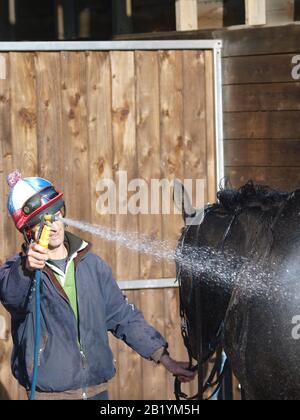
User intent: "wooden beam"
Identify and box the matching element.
[245,0,266,25]
[176,0,198,31]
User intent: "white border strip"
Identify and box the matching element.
[118,278,178,291]
[0,40,222,51]
[214,47,225,188]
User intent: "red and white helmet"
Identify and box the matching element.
[7,171,64,232]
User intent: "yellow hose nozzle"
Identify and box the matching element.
[38,215,56,249]
[38,224,51,249]
[44,215,55,223]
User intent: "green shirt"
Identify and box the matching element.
[53,260,78,321]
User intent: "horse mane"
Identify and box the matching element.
[216,181,291,213]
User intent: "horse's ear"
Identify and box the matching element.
[173,179,196,225]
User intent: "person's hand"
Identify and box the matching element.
[25,243,49,271]
[160,354,196,383]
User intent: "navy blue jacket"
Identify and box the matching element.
[0,232,166,393]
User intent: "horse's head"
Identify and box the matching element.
[175,180,300,399]
[174,181,246,362]
[174,181,295,363]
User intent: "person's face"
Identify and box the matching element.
[32,210,65,250]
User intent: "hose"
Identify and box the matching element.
[29,269,41,401]
[29,214,55,400]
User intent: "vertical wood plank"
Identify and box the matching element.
[140,289,166,399]
[182,49,210,398]
[110,50,142,400]
[10,53,38,178]
[86,50,119,400]
[183,50,208,204]
[135,50,163,282]
[86,51,115,268]
[159,50,184,277]
[110,50,139,281]
[159,50,185,399]
[245,0,266,25]
[135,50,166,399]
[0,53,15,261]
[35,52,63,189]
[176,0,198,31]
[10,52,38,269]
[60,51,91,241]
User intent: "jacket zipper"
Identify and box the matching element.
[80,346,87,369]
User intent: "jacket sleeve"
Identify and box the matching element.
[0,255,33,315]
[99,259,167,360]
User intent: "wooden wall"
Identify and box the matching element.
[121,24,300,192]
[115,23,300,401]
[0,48,217,400]
[222,25,300,191]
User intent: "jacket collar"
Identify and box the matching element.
[64,231,91,260]
[44,232,92,301]
[46,231,91,276]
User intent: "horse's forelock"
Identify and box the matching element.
[217,181,290,213]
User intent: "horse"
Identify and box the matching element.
[175,181,300,400]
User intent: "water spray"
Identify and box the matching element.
[58,218,242,291]
[59,217,176,262]
[58,217,292,301]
